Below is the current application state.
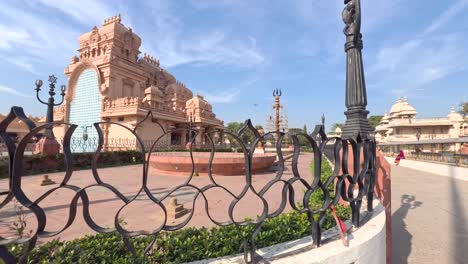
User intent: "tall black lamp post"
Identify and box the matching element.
[35,75,66,139]
[341,0,372,139]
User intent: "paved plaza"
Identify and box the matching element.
[0,153,313,243]
[2,154,468,264]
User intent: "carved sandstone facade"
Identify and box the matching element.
[53,15,223,150]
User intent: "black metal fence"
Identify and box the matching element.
[382,151,468,166]
[0,107,377,263]
[0,0,379,262]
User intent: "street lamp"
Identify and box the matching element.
[341,0,372,139]
[415,128,421,158]
[35,75,66,139]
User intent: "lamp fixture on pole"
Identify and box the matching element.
[35,75,66,139]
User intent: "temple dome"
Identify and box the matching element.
[400,101,417,116]
[389,98,405,115]
[165,82,193,101]
[447,107,464,122]
[381,112,390,123]
[390,97,417,117]
[186,95,212,112]
[334,126,342,133]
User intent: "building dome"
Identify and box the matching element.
[447,107,464,122]
[334,126,342,133]
[389,98,405,115]
[186,95,212,112]
[390,97,417,117]
[400,101,417,116]
[381,112,390,123]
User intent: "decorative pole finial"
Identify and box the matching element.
[35,75,66,139]
[273,89,282,139]
[341,0,372,139]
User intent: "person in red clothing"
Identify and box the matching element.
[394,150,405,166]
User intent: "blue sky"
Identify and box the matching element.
[0,0,467,130]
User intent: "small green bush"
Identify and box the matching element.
[0,150,144,179]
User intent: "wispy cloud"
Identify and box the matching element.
[188,0,249,10]
[0,56,42,75]
[36,0,114,26]
[199,77,259,104]
[0,3,79,70]
[0,85,33,98]
[138,0,265,68]
[423,0,468,35]
[202,89,240,104]
[0,25,30,49]
[367,0,468,96]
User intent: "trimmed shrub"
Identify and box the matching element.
[0,150,144,179]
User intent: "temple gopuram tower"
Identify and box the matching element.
[54,15,224,151]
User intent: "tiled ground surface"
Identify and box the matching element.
[0,153,314,243]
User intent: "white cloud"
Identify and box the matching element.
[0,85,33,98]
[0,4,79,65]
[0,25,30,49]
[36,0,115,26]
[139,0,265,68]
[189,0,249,10]
[423,0,468,35]
[203,89,240,104]
[367,1,468,96]
[198,77,259,104]
[5,57,39,75]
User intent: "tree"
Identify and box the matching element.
[225,122,261,147]
[459,102,468,119]
[368,115,383,131]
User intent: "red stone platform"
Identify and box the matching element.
[148,152,277,176]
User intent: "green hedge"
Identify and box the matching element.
[8,156,351,263]
[0,150,144,179]
[12,207,350,264]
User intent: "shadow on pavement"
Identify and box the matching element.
[449,165,468,263]
[392,194,422,264]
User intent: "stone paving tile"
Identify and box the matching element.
[0,153,315,243]
[391,164,468,264]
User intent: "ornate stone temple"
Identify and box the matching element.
[52,15,224,150]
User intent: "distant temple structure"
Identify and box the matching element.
[52,15,224,150]
[375,97,468,153]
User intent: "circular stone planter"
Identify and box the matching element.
[148,152,277,176]
[187,201,386,264]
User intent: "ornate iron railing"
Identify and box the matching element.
[0,107,376,263]
[1,0,378,262]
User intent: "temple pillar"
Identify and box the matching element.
[180,130,187,146]
[196,126,205,145]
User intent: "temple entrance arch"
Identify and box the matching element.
[68,68,101,152]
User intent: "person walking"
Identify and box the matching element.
[395,150,405,166]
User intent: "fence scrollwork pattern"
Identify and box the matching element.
[0,107,376,264]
